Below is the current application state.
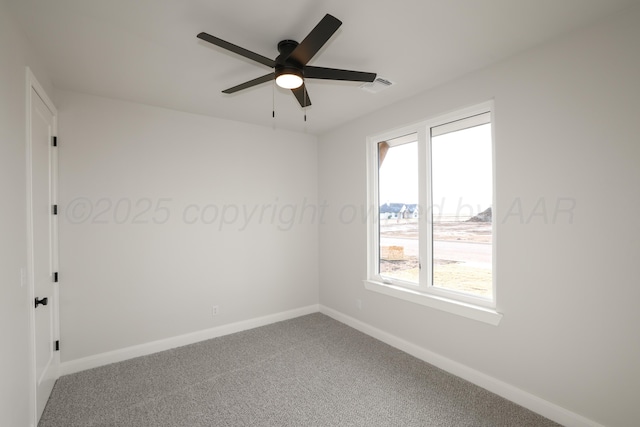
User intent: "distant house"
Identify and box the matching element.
[379,203,419,220]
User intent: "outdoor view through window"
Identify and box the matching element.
[378,118,493,300]
[378,135,419,284]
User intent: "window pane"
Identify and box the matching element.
[378,134,419,284]
[431,122,492,298]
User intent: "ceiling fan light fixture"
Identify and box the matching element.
[275,68,303,89]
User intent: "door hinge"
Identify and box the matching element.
[54,340,60,351]
[53,272,58,282]
[52,136,57,147]
[52,204,58,215]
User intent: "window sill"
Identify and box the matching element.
[363,280,503,326]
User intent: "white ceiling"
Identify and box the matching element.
[7,0,635,135]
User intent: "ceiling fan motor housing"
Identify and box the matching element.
[277,40,299,57]
[276,40,303,73]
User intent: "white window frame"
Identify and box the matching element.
[364,101,502,325]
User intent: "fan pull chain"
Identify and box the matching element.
[304,86,307,122]
[272,81,275,118]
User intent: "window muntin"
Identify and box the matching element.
[368,103,495,309]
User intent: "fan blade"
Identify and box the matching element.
[197,32,275,68]
[291,84,311,107]
[305,66,376,82]
[287,14,342,66]
[222,73,274,94]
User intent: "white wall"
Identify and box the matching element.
[0,0,54,425]
[318,5,640,427]
[56,90,319,361]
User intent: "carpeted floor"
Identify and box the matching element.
[39,313,559,426]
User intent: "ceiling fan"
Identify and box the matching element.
[197,14,377,108]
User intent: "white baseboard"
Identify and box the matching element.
[319,305,603,427]
[60,302,601,427]
[60,304,320,376]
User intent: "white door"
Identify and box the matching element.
[28,74,59,423]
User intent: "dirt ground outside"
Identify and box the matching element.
[380,219,491,242]
[379,220,492,298]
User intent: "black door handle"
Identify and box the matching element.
[35,297,48,308]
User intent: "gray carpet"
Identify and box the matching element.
[39,313,559,426]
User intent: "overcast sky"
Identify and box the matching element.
[379,124,492,216]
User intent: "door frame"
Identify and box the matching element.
[26,67,59,426]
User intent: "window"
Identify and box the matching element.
[366,102,501,324]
